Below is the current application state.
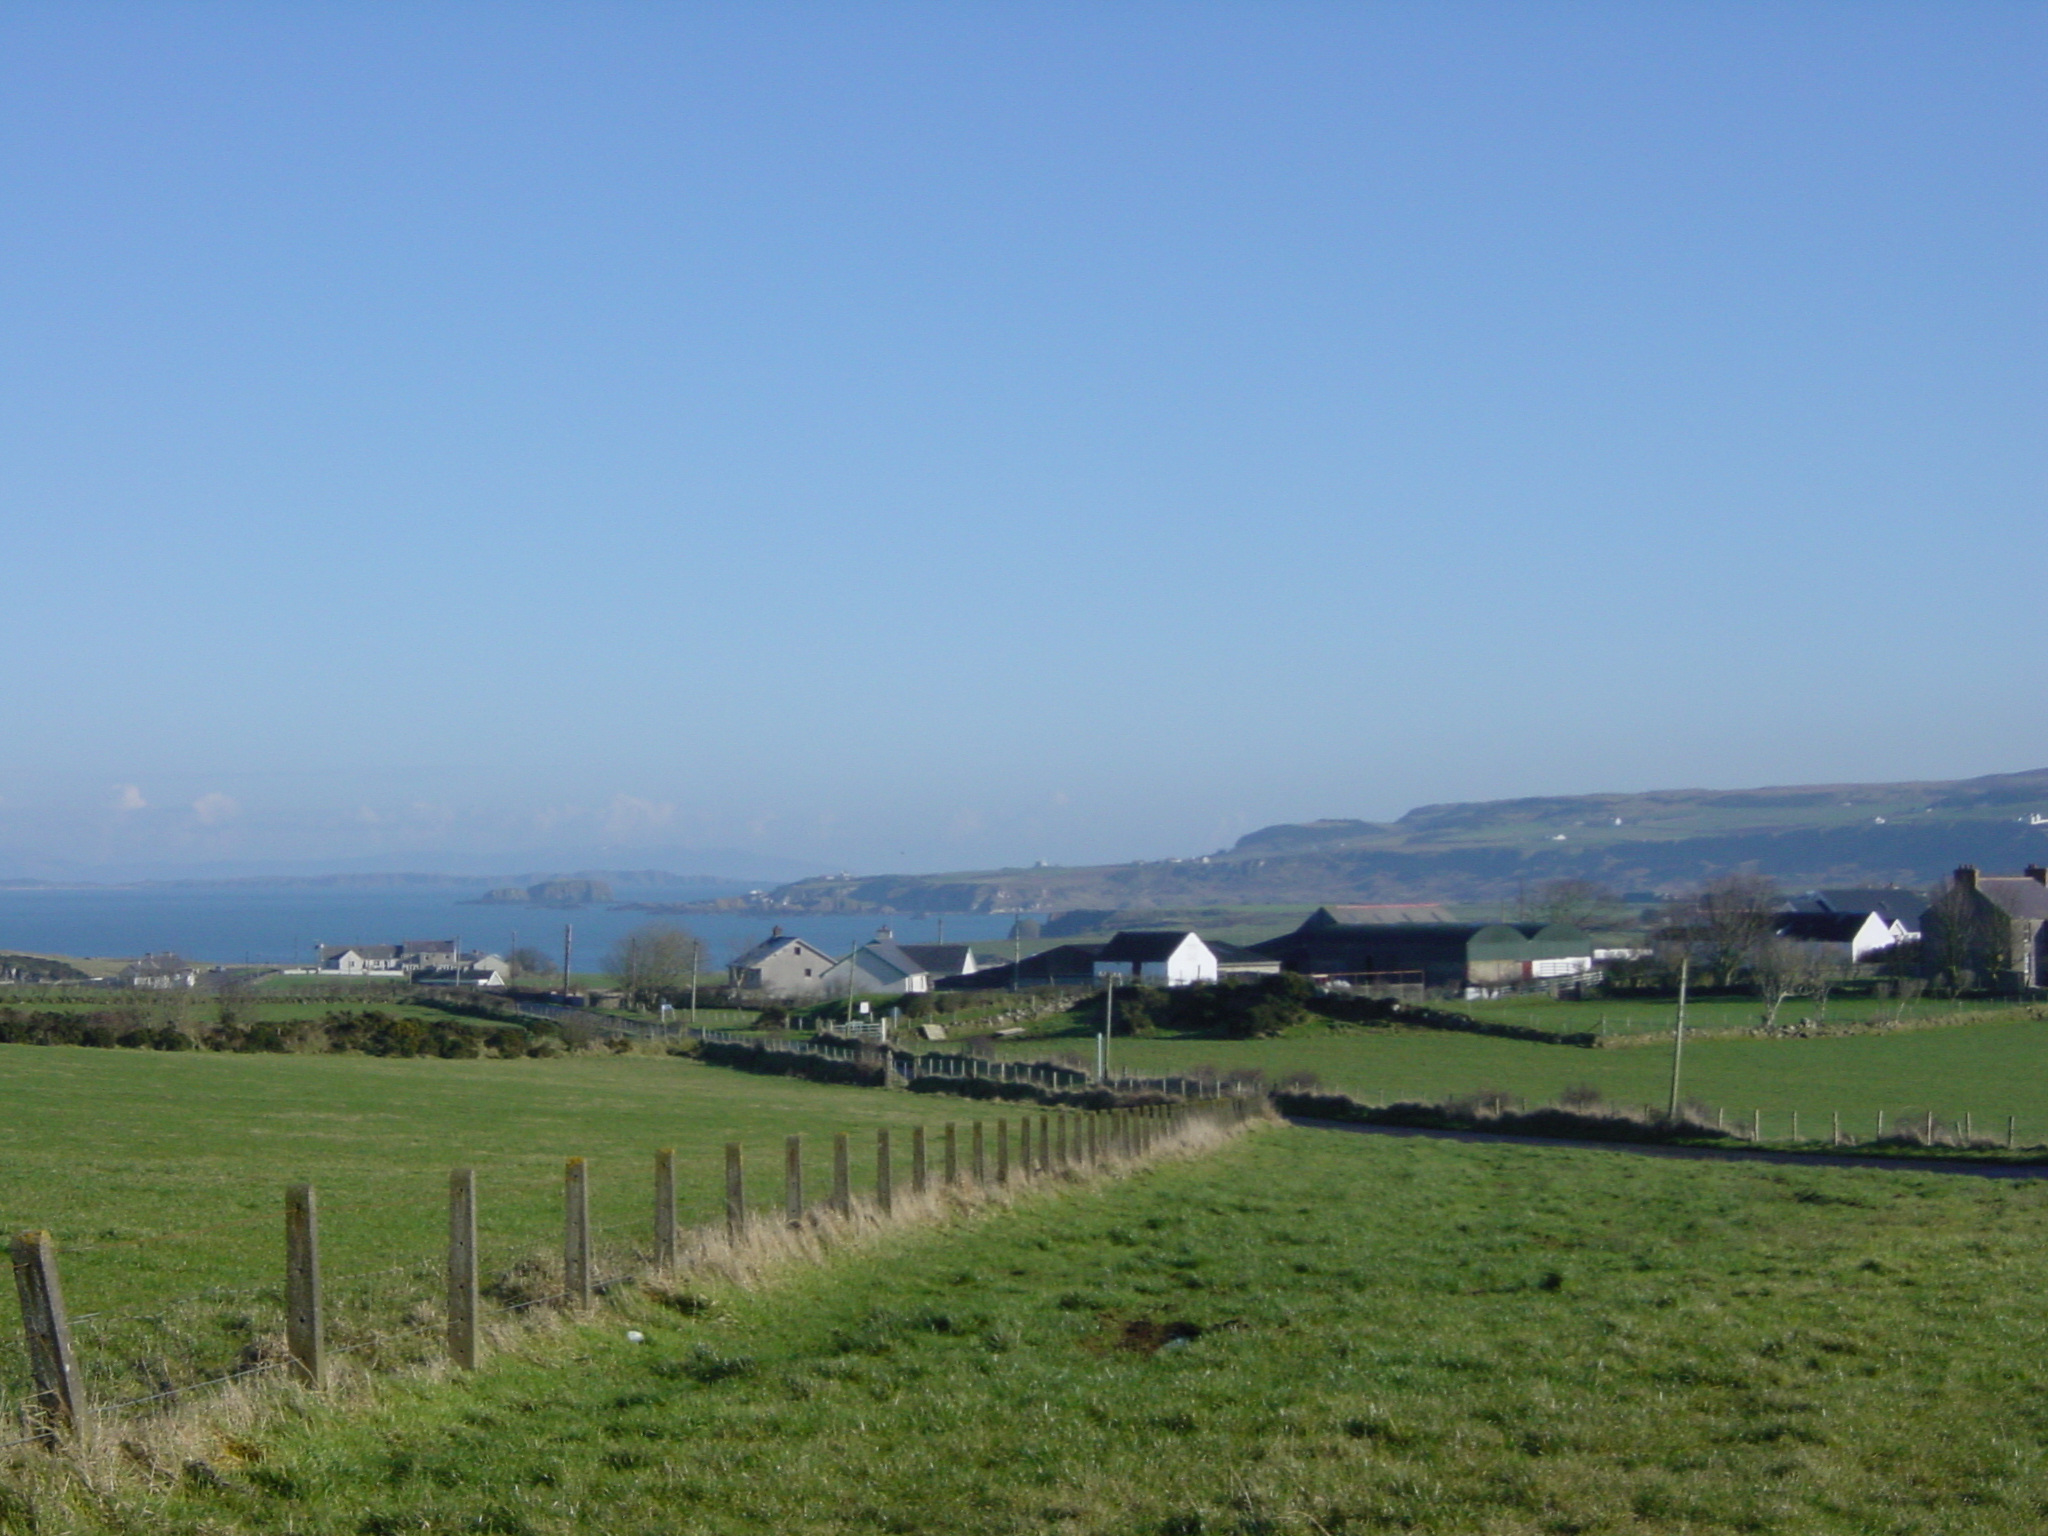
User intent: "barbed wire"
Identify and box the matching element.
[98,1360,287,1416]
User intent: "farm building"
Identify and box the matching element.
[1092,931,1218,987]
[936,943,1105,990]
[1772,910,1905,965]
[1785,888,1923,943]
[727,929,836,999]
[1254,916,1593,995]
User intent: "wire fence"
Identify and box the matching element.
[5,1098,1256,1450]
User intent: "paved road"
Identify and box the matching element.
[1285,1115,2048,1181]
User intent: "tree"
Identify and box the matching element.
[1921,877,2008,995]
[605,924,710,1009]
[505,946,554,979]
[1528,878,1623,929]
[1668,873,1781,987]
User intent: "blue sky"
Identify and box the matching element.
[2,2,2042,882]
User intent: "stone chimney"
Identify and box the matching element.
[1955,865,1980,890]
[876,925,894,941]
[2027,866,2048,886]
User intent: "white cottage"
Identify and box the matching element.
[1091,931,1218,988]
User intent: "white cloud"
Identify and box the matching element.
[191,792,239,825]
[112,784,147,812]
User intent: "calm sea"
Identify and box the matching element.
[0,886,1025,968]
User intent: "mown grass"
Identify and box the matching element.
[0,1046,982,1411]
[1455,991,2015,1037]
[32,1124,2048,1534]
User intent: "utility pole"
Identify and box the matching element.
[688,943,699,1033]
[1098,975,1114,1084]
[1666,956,1689,1120]
[562,924,573,1001]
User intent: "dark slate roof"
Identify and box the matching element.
[1774,912,1873,944]
[896,944,977,975]
[1793,888,1928,923]
[1097,931,1202,963]
[1305,904,1459,928]
[857,940,931,978]
[729,934,822,969]
[1208,941,1276,964]
[1971,876,2048,921]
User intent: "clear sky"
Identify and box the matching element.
[3,3,2042,882]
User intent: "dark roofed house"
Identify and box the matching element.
[1786,888,1924,939]
[1208,940,1283,977]
[1301,903,1461,929]
[1092,932,1217,987]
[1773,910,1902,963]
[1922,866,2048,989]
[894,944,985,983]
[728,928,836,999]
[821,929,936,996]
[936,944,1104,990]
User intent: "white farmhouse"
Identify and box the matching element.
[1091,931,1218,988]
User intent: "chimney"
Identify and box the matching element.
[1955,865,1979,890]
[2027,866,2048,886]
[876,925,893,941]
[770,924,784,936]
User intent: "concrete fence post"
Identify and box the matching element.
[285,1183,325,1387]
[725,1142,746,1239]
[10,1230,85,1441]
[832,1132,852,1216]
[654,1148,678,1270]
[564,1159,593,1309]
[448,1169,479,1371]
[786,1135,804,1227]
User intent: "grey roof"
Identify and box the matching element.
[1305,904,1460,928]
[852,940,930,979]
[896,943,978,975]
[730,934,825,969]
[1970,876,2048,921]
[1209,941,1280,966]
[1097,931,1203,963]
[1792,888,1927,923]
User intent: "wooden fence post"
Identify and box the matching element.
[1055,1115,1068,1170]
[654,1149,678,1270]
[786,1135,804,1227]
[448,1169,479,1371]
[1925,1110,1936,1145]
[564,1158,594,1309]
[912,1125,928,1195]
[285,1183,325,1387]
[1750,1109,1760,1143]
[945,1123,959,1186]
[877,1129,894,1216]
[726,1143,746,1238]
[996,1120,1010,1185]
[832,1133,851,1216]
[972,1121,986,1183]
[1790,1111,1800,1143]
[1832,1110,1841,1146]
[1965,1111,1974,1143]
[1038,1115,1051,1173]
[2010,1115,2018,1151]
[10,1230,85,1441]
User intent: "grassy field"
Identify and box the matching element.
[1457,990,1996,1037]
[964,1013,2048,1139]
[0,1046,1002,1412]
[37,1122,2048,1534]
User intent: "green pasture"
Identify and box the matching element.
[0,1047,984,1411]
[53,1124,2048,1534]
[1457,990,1997,1037]
[980,1014,2048,1138]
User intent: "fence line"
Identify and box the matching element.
[6,1097,1260,1449]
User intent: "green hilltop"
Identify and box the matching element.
[754,766,2048,912]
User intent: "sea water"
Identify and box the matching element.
[0,885,1025,967]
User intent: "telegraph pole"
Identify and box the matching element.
[1666,956,1689,1120]
[562,924,573,1001]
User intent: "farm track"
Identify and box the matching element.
[1285,1114,2048,1179]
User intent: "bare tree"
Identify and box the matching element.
[1750,938,1803,1030]
[605,923,710,1009]
[1921,877,2007,995]
[1528,878,1623,929]
[1670,873,1781,987]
